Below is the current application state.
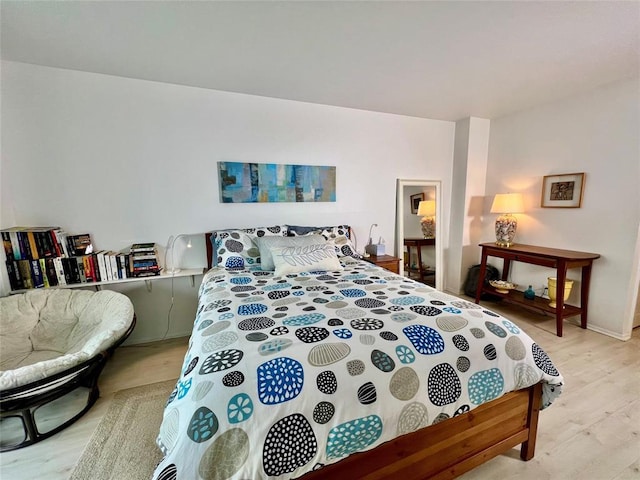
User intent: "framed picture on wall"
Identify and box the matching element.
[541,172,585,208]
[410,193,425,214]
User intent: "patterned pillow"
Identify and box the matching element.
[211,225,288,269]
[286,225,360,257]
[287,224,351,239]
[254,235,327,271]
[326,234,362,258]
[270,243,343,276]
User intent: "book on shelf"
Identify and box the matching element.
[109,252,120,280]
[66,234,93,257]
[97,251,111,281]
[53,257,67,286]
[44,257,59,287]
[130,242,157,253]
[5,260,22,290]
[1,226,66,262]
[30,259,45,288]
[60,258,73,285]
[80,255,94,283]
[119,253,128,279]
[133,269,162,277]
[17,260,34,289]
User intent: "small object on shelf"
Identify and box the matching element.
[524,285,536,300]
[547,277,574,308]
[489,280,517,294]
[66,233,94,256]
[365,243,385,256]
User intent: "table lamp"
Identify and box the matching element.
[417,200,436,239]
[490,193,524,247]
[164,234,192,274]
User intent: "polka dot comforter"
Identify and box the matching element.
[153,258,563,480]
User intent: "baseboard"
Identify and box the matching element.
[586,324,631,341]
[123,329,192,345]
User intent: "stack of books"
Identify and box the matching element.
[2,226,141,291]
[130,243,162,277]
[1,227,106,290]
[2,226,65,290]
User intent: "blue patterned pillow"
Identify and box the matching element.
[211,225,288,269]
[287,225,351,239]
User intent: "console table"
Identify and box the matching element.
[474,243,600,337]
[404,237,436,284]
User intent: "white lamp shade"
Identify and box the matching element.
[417,200,436,217]
[490,193,524,214]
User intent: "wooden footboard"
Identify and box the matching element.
[302,382,542,480]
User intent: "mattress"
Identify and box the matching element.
[153,257,563,480]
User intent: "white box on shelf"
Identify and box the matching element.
[365,244,385,256]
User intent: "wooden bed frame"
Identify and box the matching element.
[302,383,542,480]
[204,232,543,479]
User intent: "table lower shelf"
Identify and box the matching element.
[481,286,582,318]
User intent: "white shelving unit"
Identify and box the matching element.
[10,268,206,294]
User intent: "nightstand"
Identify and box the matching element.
[362,255,401,274]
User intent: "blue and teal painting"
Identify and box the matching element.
[218,161,336,203]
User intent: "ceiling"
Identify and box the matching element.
[2,1,638,121]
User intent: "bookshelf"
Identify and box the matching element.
[8,268,206,294]
[2,226,205,294]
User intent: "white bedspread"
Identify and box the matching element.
[154,258,563,480]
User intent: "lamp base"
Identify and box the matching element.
[495,240,515,247]
[494,214,517,247]
[421,216,435,239]
[165,268,181,275]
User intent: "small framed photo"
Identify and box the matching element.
[541,172,585,208]
[410,193,425,214]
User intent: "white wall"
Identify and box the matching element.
[0,61,455,343]
[447,117,490,294]
[485,78,640,339]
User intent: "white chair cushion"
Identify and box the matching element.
[0,289,134,391]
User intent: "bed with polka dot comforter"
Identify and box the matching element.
[153,257,563,480]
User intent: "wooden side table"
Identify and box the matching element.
[474,242,600,337]
[362,254,401,274]
[403,237,435,283]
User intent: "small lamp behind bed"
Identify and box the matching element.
[164,234,192,275]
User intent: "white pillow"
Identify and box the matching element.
[254,235,327,271]
[270,244,343,276]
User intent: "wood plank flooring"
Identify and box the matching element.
[0,300,638,480]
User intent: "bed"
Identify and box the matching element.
[153,225,563,480]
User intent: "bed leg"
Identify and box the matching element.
[520,382,542,460]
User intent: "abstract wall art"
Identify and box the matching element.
[218,162,336,203]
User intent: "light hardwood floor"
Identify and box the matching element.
[1,301,638,480]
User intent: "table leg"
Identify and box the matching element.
[555,262,567,337]
[502,258,512,281]
[580,263,593,329]
[475,249,488,304]
[417,244,424,282]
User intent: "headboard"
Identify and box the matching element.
[205,232,214,270]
